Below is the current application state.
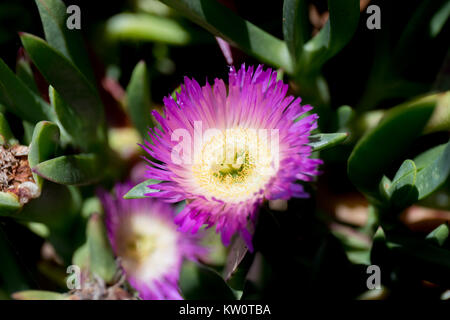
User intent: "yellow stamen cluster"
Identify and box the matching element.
[192,128,277,203]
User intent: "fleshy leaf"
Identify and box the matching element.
[223,236,254,291]
[387,159,418,208]
[426,224,449,247]
[348,94,437,196]
[0,192,21,213]
[308,132,348,152]
[87,214,117,283]
[28,121,60,189]
[35,0,96,84]
[180,261,236,300]
[20,33,106,150]
[15,56,39,94]
[298,0,360,74]
[49,86,93,150]
[106,13,194,45]
[414,141,450,200]
[282,0,309,68]
[33,153,103,186]
[0,112,17,145]
[0,57,52,123]
[160,0,292,73]
[123,179,161,199]
[126,61,153,139]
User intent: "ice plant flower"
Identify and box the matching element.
[142,64,322,250]
[98,183,205,300]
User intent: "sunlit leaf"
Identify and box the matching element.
[123,179,161,199]
[308,132,348,152]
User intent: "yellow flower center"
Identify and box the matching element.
[192,128,278,203]
[116,214,179,280]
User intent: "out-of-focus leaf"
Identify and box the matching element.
[126,61,153,139]
[87,214,117,283]
[35,0,96,84]
[123,179,161,199]
[33,153,103,186]
[308,132,348,152]
[106,13,193,45]
[22,121,35,146]
[28,121,60,189]
[12,290,66,300]
[0,192,21,213]
[0,57,52,123]
[282,0,309,69]
[335,105,354,132]
[426,224,449,247]
[414,141,450,200]
[160,0,293,73]
[348,94,436,197]
[180,261,235,300]
[430,1,450,37]
[72,242,89,270]
[298,0,360,74]
[20,33,105,150]
[424,91,450,134]
[0,112,17,145]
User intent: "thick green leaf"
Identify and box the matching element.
[126,61,153,139]
[35,0,96,84]
[0,57,52,123]
[299,0,360,73]
[49,86,93,150]
[282,0,309,68]
[414,141,450,200]
[87,214,117,283]
[308,132,348,152]
[386,234,450,286]
[387,160,417,208]
[426,224,449,247]
[12,290,67,300]
[348,94,436,196]
[160,0,293,73]
[15,57,39,94]
[33,153,103,186]
[180,261,235,300]
[106,13,193,45]
[0,192,21,213]
[123,179,161,199]
[14,183,81,232]
[0,112,17,145]
[20,33,105,150]
[28,121,60,189]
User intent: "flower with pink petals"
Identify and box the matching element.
[99,183,206,300]
[141,64,322,250]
